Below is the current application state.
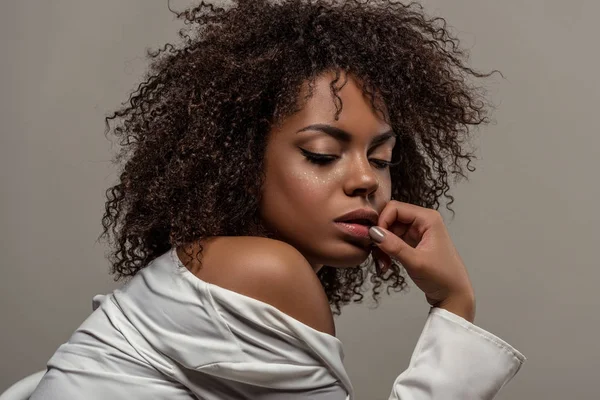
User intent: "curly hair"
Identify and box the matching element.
[99,0,497,315]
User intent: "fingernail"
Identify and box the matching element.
[369,226,385,243]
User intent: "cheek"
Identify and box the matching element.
[288,168,340,202]
[261,162,334,216]
[380,175,392,199]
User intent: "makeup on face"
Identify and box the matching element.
[294,123,397,168]
[334,221,371,239]
[259,71,395,270]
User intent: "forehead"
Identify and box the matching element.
[299,71,385,125]
[278,70,391,136]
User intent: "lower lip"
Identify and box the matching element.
[334,222,372,239]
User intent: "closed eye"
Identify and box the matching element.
[299,149,399,169]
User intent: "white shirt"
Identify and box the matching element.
[30,247,526,399]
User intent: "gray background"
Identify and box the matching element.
[1,1,598,398]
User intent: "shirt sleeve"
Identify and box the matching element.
[386,307,526,400]
[200,304,525,400]
[203,281,526,400]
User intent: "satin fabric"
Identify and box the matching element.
[30,247,525,399]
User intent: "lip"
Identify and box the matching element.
[334,221,372,240]
[334,208,379,227]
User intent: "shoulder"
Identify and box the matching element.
[199,236,335,337]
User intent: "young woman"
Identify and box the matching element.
[31,1,525,398]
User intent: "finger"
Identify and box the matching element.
[377,201,435,233]
[369,226,419,270]
[371,247,392,274]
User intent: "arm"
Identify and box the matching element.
[387,307,525,400]
[201,237,525,400]
[267,305,525,400]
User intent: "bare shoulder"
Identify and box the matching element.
[198,236,335,337]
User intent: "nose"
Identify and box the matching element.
[343,153,380,198]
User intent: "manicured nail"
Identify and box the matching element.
[369,226,385,243]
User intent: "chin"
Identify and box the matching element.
[321,240,373,268]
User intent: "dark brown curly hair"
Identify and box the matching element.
[99,0,497,315]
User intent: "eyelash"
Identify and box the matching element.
[300,149,399,170]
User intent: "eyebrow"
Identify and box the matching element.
[296,124,396,146]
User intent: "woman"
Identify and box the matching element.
[31,0,525,398]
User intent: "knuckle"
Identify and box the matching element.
[384,200,397,211]
[429,209,443,222]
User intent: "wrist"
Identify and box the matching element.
[436,293,476,323]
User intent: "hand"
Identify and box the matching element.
[369,200,476,322]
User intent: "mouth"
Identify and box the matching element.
[334,208,379,227]
[337,218,375,227]
[333,208,379,243]
[334,221,373,240]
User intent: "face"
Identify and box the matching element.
[259,70,396,272]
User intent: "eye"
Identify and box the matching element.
[300,149,399,169]
[300,149,337,165]
[371,160,394,170]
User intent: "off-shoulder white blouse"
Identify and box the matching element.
[30,247,525,399]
